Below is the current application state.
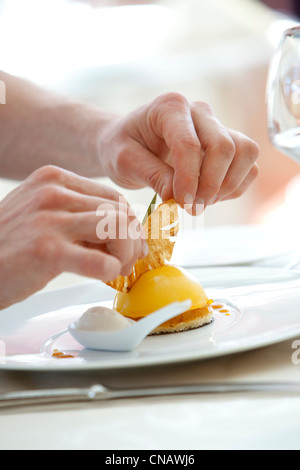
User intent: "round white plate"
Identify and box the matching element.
[172,225,300,267]
[1,266,300,371]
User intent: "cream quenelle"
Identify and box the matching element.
[75,306,135,332]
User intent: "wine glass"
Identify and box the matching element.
[267,26,300,164]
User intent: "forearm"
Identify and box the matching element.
[0,71,114,179]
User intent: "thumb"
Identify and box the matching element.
[130,142,174,202]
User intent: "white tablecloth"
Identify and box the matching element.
[1,337,300,450]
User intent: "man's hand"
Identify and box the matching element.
[0,165,147,310]
[99,93,259,213]
[0,73,259,214]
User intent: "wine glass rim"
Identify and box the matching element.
[283,25,300,37]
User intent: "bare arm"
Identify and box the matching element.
[0,70,259,309]
[0,71,259,210]
[0,71,110,180]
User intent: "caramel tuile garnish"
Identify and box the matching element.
[106,199,179,293]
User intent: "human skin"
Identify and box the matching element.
[0,72,259,209]
[0,165,148,310]
[0,71,259,309]
[98,95,259,211]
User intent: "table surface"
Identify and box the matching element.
[1,250,300,451]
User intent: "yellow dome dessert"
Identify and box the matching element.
[113,265,213,334]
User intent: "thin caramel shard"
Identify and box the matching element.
[107,199,179,293]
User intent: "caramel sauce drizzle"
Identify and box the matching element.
[52,349,75,359]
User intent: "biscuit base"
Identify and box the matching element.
[150,309,214,335]
[127,306,214,335]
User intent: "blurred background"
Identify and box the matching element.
[0,0,300,230]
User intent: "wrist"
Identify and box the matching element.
[0,72,119,179]
[39,99,118,178]
[23,89,119,178]
[92,111,124,179]
[84,105,120,178]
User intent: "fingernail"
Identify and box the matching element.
[183,193,194,214]
[184,193,194,206]
[194,199,205,216]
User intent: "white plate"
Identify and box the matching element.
[172,225,299,267]
[1,266,300,371]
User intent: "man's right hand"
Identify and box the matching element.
[0,165,147,310]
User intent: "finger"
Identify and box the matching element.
[64,174,124,202]
[191,102,236,207]
[218,163,259,202]
[119,237,149,276]
[88,208,145,266]
[67,209,133,244]
[66,200,146,263]
[33,186,126,214]
[121,139,175,202]
[79,238,148,277]
[28,165,123,201]
[60,242,122,282]
[214,130,260,201]
[149,94,202,206]
[64,211,112,244]
[106,235,144,270]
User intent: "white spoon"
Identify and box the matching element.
[68,299,192,352]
